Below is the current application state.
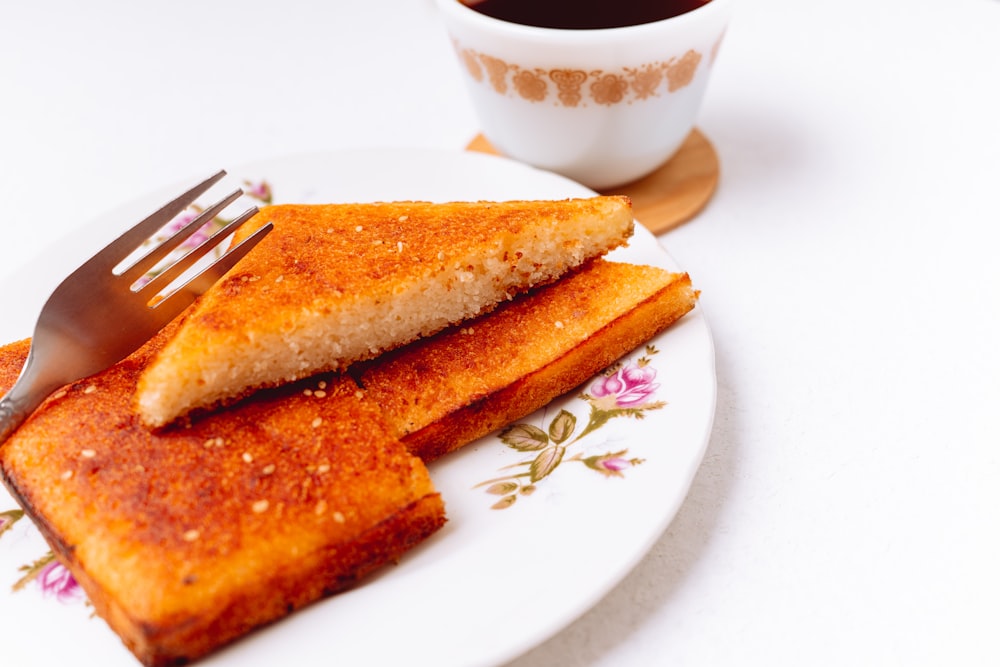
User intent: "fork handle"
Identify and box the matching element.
[0,394,32,445]
[0,367,58,446]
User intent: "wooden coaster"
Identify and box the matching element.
[466,128,719,235]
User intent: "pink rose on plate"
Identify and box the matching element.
[166,211,214,250]
[582,450,645,478]
[590,364,659,408]
[244,179,273,204]
[37,559,82,603]
[599,456,630,472]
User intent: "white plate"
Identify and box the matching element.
[0,148,716,667]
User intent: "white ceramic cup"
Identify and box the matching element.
[436,0,733,190]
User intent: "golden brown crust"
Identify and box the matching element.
[227,198,634,302]
[0,327,445,667]
[134,197,634,427]
[357,259,697,461]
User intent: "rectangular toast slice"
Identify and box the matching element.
[357,259,698,461]
[134,197,634,428]
[0,330,445,667]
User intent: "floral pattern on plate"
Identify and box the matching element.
[476,345,664,509]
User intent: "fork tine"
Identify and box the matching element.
[179,220,274,297]
[139,206,260,299]
[0,170,270,444]
[151,221,274,316]
[93,170,227,271]
[119,188,243,282]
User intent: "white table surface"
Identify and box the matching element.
[2,0,999,665]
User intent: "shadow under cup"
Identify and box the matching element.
[436,0,733,190]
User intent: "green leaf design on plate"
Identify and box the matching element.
[547,409,576,444]
[476,347,668,509]
[491,495,517,510]
[13,552,54,592]
[499,423,549,451]
[530,445,565,483]
[0,508,24,539]
[485,481,520,496]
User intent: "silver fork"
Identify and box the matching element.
[0,170,272,444]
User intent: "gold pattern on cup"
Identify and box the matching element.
[455,43,712,106]
[513,69,548,102]
[480,54,510,94]
[590,72,629,105]
[627,63,665,100]
[665,50,701,92]
[550,69,587,106]
[460,48,484,82]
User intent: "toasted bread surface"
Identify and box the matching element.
[134,197,634,427]
[0,235,700,664]
[358,259,697,461]
[0,329,445,667]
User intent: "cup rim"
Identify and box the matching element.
[435,0,731,41]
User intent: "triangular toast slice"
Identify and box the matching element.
[356,258,698,461]
[134,197,634,427]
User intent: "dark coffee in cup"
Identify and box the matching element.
[461,0,712,30]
